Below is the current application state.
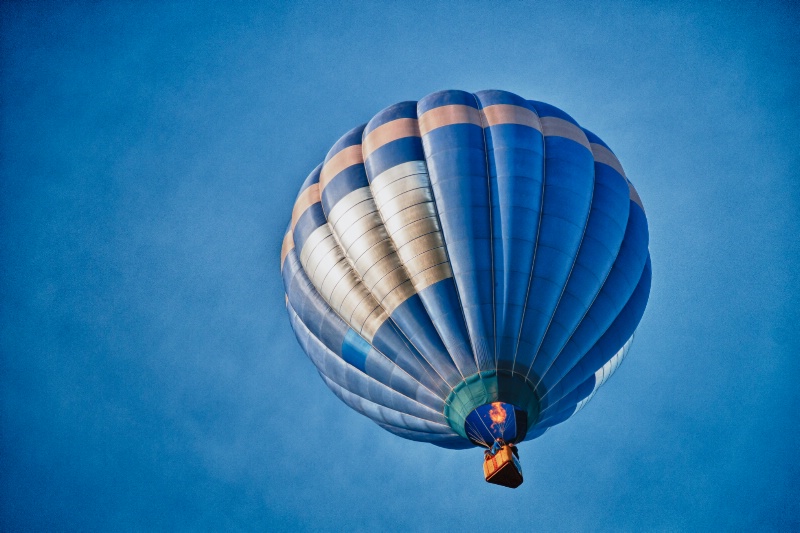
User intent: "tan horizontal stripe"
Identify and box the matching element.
[280,231,294,267]
[539,116,591,150]
[627,180,645,213]
[418,104,482,135]
[482,104,542,131]
[320,144,363,192]
[290,183,320,231]
[363,118,420,159]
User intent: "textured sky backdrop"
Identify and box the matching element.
[2,1,798,530]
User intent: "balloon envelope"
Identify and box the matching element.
[281,89,651,449]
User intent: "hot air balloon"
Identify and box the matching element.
[280,89,651,488]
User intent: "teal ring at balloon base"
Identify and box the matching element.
[443,370,540,445]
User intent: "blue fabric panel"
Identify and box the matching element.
[363,136,426,179]
[527,100,580,124]
[534,202,649,400]
[291,202,326,252]
[475,89,530,108]
[417,280,478,376]
[360,116,478,379]
[417,89,478,114]
[475,90,545,371]
[372,319,449,398]
[583,128,611,150]
[320,373,455,436]
[514,114,595,378]
[363,101,418,136]
[389,295,463,388]
[540,255,651,411]
[320,164,369,214]
[528,377,596,436]
[324,123,365,162]
[297,164,322,194]
[282,247,446,409]
[341,329,370,372]
[377,423,472,449]
[528,145,631,385]
[323,125,468,390]
[420,102,495,370]
[287,302,446,420]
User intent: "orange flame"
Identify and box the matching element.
[488,402,507,438]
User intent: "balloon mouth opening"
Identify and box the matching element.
[442,370,540,445]
[464,402,527,448]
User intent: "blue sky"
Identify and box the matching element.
[1,1,798,530]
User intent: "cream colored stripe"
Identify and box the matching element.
[340,287,370,323]
[418,104,483,135]
[299,224,333,266]
[353,241,394,275]
[371,166,453,294]
[297,221,390,342]
[331,200,379,238]
[482,104,542,131]
[326,186,373,225]
[350,295,378,327]
[300,226,337,281]
[590,143,627,178]
[319,258,351,300]
[370,267,408,301]
[390,216,439,249]
[539,116,591,150]
[374,188,433,221]
[397,232,443,259]
[280,231,294,267]
[338,212,385,250]
[410,263,452,291]
[369,160,428,192]
[363,118,420,159]
[372,174,432,210]
[319,144,363,192]
[628,180,645,213]
[383,202,437,235]
[380,280,416,315]
[343,225,389,265]
[404,247,448,277]
[361,306,388,341]
[290,183,320,231]
[359,254,401,289]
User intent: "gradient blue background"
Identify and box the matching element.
[2,1,798,530]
